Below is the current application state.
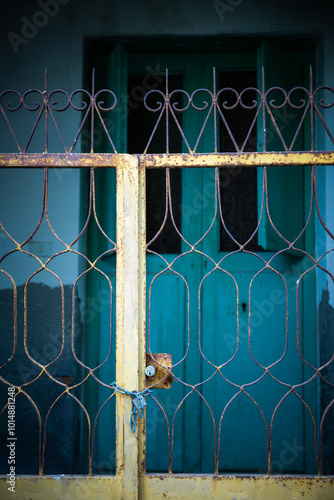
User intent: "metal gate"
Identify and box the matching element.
[0,69,334,498]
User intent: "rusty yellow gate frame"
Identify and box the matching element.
[0,152,334,499]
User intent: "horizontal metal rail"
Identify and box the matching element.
[0,474,334,499]
[0,151,334,168]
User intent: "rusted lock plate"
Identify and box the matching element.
[145,353,172,389]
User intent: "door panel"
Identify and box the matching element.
[146,266,186,471]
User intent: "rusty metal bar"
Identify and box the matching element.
[0,474,333,499]
[0,153,117,168]
[138,160,147,477]
[141,151,334,167]
[140,475,334,499]
[0,151,334,169]
[116,154,144,498]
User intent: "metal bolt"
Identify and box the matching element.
[145,365,156,377]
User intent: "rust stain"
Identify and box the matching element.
[145,353,173,389]
[56,376,73,386]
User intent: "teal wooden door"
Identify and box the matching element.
[142,46,316,474]
[89,43,316,474]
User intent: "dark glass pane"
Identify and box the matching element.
[220,166,262,251]
[219,70,257,153]
[219,71,262,251]
[128,74,182,253]
[127,73,183,154]
[145,168,181,253]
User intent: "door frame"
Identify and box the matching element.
[96,45,315,474]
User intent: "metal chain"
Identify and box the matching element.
[110,382,152,433]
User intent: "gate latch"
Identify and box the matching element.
[145,353,172,389]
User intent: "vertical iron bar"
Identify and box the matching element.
[44,68,48,154]
[116,154,142,499]
[213,67,217,153]
[166,69,169,154]
[310,65,314,152]
[262,66,266,152]
[91,69,95,153]
[138,157,147,477]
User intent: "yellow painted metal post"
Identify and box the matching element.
[138,158,147,477]
[116,154,145,499]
